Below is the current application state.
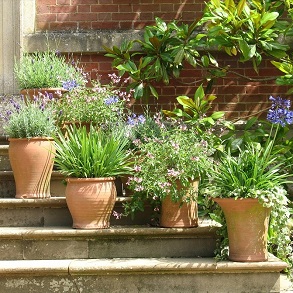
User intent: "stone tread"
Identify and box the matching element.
[0,257,286,277]
[0,222,219,239]
[0,196,131,207]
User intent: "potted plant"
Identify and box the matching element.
[55,74,131,130]
[53,124,133,229]
[123,117,214,227]
[202,96,293,266]
[1,95,57,199]
[14,49,86,99]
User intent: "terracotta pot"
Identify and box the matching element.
[65,177,117,229]
[8,137,56,199]
[213,198,271,262]
[20,88,67,102]
[61,121,93,134]
[160,180,199,228]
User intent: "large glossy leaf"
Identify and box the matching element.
[174,48,185,65]
[210,111,225,119]
[239,40,256,60]
[260,11,279,26]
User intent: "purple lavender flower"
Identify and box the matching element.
[267,96,293,126]
[104,96,119,105]
[62,80,78,91]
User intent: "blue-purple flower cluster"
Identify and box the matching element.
[127,113,146,126]
[62,80,78,91]
[267,96,293,126]
[104,96,119,105]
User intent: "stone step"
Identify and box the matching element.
[0,220,218,260]
[0,170,66,198]
[0,256,286,292]
[0,197,152,227]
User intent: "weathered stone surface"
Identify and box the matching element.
[0,257,286,293]
[23,240,88,260]
[0,225,218,260]
[23,31,143,53]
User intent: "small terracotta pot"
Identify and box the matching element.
[213,198,271,262]
[65,177,117,229]
[160,180,199,228]
[9,137,56,199]
[20,88,67,102]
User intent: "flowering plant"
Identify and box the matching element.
[14,50,86,90]
[125,111,166,151]
[202,95,293,276]
[123,118,214,218]
[55,74,131,127]
[1,95,57,138]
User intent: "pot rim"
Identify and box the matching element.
[66,177,116,183]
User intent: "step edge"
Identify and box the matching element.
[0,257,286,277]
[0,223,219,239]
[0,196,132,207]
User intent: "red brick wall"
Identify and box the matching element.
[36,0,289,120]
[36,0,203,30]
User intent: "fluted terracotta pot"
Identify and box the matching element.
[65,177,117,229]
[213,198,271,262]
[9,137,56,199]
[160,180,199,228]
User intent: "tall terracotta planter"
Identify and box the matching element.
[213,198,271,262]
[160,180,199,228]
[9,137,56,199]
[65,177,117,229]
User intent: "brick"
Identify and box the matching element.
[57,0,71,4]
[97,13,112,21]
[72,0,98,4]
[37,0,56,4]
[91,5,119,13]
[49,22,78,30]
[51,6,77,13]
[77,5,91,13]
[36,14,57,22]
[91,22,120,30]
[36,5,52,14]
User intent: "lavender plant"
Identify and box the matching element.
[1,95,57,138]
[14,50,86,90]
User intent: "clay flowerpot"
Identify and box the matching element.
[61,121,93,135]
[65,177,117,229]
[213,198,271,262]
[20,88,67,101]
[160,180,199,228]
[8,137,56,199]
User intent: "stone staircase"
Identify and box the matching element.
[0,140,288,292]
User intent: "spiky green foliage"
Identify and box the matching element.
[54,125,133,178]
